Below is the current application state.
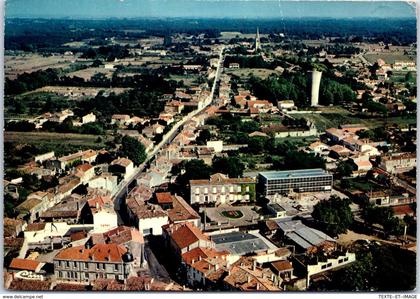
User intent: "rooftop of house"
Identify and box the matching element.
[111,114,130,120]
[16,198,43,213]
[330,145,351,153]
[4,218,24,237]
[9,258,44,272]
[224,257,280,291]
[87,195,114,214]
[182,247,229,265]
[25,223,46,232]
[155,192,173,204]
[167,194,201,223]
[76,163,94,173]
[90,226,144,245]
[309,141,329,150]
[54,283,89,291]
[190,173,255,185]
[271,260,293,273]
[9,279,51,291]
[58,149,97,162]
[382,152,416,161]
[166,222,210,250]
[126,197,167,219]
[392,204,415,216]
[111,157,133,168]
[54,243,128,262]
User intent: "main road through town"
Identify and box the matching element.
[113,46,225,222]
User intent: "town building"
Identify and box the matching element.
[53,243,135,283]
[126,195,168,236]
[190,173,256,205]
[81,112,96,124]
[88,226,145,267]
[258,169,333,197]
[163,222,214,261]
[155,193,201,227]
[109,158,135,180]
[379,153,416,174]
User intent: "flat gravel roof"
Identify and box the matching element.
[259,168,330,180]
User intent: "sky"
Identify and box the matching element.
[5,0,416,19]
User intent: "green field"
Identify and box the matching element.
[5,131,110,157]
[364,53,415,65]
[5,92,73,119]
[225,68,281,79]
[299,112,416,131]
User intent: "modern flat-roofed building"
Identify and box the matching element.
[258,169,332,197]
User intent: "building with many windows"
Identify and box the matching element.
[190,173,256,205]
[258,169,332,197]
[53,243,135,283]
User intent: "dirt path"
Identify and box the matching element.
[337,230,416,252]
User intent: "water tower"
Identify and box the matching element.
[308,70,322,107]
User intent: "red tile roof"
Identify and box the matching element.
[182,247,228,265]
[392,204,415,216]
[168,195,200,223]
[54,243,127,262]
[25,223,46,232]
[9,258,43,272]
[271,260,293,272]
[9,279,51,291]
[76,163,93,172]
[156,192,174,204]
[54,283,88,291]
[168,222,210,250]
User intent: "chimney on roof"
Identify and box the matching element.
[247,275,251,283]
[96,202,99,210]
[253,260,256,271]
[256,283,260,291]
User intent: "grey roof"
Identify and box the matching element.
[268,203,286,212]
[211,231,269,255]
[259,169,330,180]
[276,220,335,249]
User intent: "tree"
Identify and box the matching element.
[183,160,212,181]
[273,150,325,170]
[311,195,353,236]
[336,161,354,178]
[247,137,266,154]
[212,156,245,178]
[120,136,146,166]
[196,129,211,145]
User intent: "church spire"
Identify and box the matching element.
[255,27,261,52]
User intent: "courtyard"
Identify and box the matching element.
[201,205,261,230]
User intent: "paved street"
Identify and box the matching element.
[143,241,171,283]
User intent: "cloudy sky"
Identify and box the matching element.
[6,0,416,19]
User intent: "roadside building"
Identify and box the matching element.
[190,173,256,205]
[53,243,135,283]
[379,153,416,174]
[109,158,135,180]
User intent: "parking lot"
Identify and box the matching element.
[268,189,349,216]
